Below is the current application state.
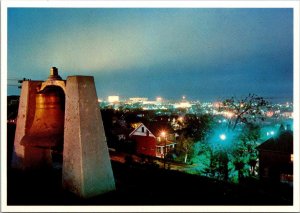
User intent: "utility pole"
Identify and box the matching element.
[160,131,167,169]
[8,78,30,89]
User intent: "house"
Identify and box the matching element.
[257,126,293,184]
[129,123,176,158]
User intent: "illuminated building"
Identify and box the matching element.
[129,123,176,158]
[174,101,191,108]
[129,97,148,103]
[108,96,119,103]
[156,97,163,102]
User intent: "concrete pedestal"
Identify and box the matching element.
[62,76,115,198]
[12,81,42,170]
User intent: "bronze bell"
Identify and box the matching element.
[21,86,65,149]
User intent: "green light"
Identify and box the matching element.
[220,134,226,140]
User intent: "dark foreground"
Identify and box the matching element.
[7,161,293,206]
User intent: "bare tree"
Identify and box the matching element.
[214,94,269,182]
[222,94,269,130]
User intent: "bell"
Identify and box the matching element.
[21,86,65,149]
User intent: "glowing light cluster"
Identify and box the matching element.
[178,116,184,122]
[174,102,191,108]
[160,131,166,137]
[223,111,234,118]
[156,97,162,102]
[108,96,119,103]
[219,134,226,141]
[266,131,275,136]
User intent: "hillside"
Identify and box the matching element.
[7,160,292,206]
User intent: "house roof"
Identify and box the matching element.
[129,122,173,138]
[145,122,174,137]
[129,123,155,137]
[257,130,293,153]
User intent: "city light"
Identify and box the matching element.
[222,111,234,119]
[160,131,166,138]
[220,134,226,141]
[178,116,184,122]
[266,130,276,137]
[108,96,119,103]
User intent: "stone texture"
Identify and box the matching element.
[12,81,42,169]
[62,76,115,198]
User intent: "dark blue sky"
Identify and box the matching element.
[8,8,293,102]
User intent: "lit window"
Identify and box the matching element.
[291,154,294,162]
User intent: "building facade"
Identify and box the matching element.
[257,128,293,185]
[129,123,176,158]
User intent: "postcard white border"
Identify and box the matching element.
[1,0,299,212]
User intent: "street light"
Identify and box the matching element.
[178,116,184,122]
[219,133,229,181]
[266,131,275,137]
[220,134,226,141]
[160,131,166,138]
[160,130,167,168]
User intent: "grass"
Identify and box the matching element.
[7,160,293,206]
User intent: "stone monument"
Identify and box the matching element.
[12,67,115,198]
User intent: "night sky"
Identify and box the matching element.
[8,8,293,102]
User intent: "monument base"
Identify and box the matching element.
[62,76,115,198]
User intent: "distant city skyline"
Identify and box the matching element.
[8,8,293,103]
[103,95,293,104]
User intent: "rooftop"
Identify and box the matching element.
[257,130,293,153]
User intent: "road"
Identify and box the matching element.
[109,150,198,173]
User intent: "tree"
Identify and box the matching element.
[231,123,261,182]
[175,136,194,164]
[202,144,228,180]
[180,114,214,141]
[222,94,269,130]
[212,94,268,182]
[175,114,215,166]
